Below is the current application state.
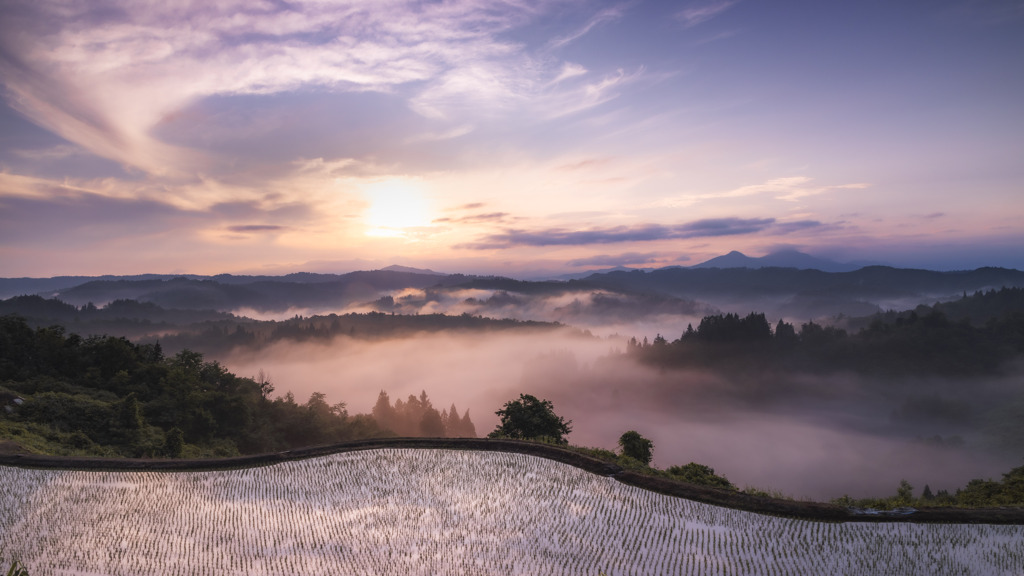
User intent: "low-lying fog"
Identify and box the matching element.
[229,283,977,343]
[223,328,1022,502]
[234,287,712,340]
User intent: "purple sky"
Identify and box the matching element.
[1,0,1022,276]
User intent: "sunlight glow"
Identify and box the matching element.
[363,179,433,238]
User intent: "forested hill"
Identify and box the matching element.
[0,270,472,311]
[583,265,1024,299]
[0,316,476,458]
[627,287,1024,376]
[0,295,575,357]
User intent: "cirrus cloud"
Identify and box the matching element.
[0,0,640,178]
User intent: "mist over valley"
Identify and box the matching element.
[4,4,1023,571]
[4,255,1024,501]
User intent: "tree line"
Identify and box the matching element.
[371,390,476,438]
[836,466,1024,510]
[0,295,576,358]
[0,315,474,458]
[627,288,1024,375]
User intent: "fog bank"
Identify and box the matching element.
[219,328,1022,501]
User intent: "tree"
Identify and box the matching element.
[896,479,914,505]
[255,368,274,398]
[372,391,396,432]
[459,409,477,438]
[419,408,445,437]
[774,319,797,344]
[617,430,654,466]
[488,394,572,443]
[165,427,185,458]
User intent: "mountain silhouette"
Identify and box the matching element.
[692,249,871,272]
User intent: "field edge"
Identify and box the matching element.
[2,437,1022,525]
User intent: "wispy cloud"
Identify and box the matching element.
[548,5,628,49]
[661,176,870,207]
[547,62,589,87]
[676,0,739,29]
[0,185,308,247]
[404,125,475,144]
[11,144,88,161]
[776,182,869,202]
[0,0,633,176]
[555,157,615,171]
[538,66,645,119]
[726,176,813,198]
[433,212,510,224]
[227,225,286,233]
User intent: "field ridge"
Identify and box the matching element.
[2,437,1022,525]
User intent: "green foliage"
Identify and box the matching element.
[956,465,1024,506]
[629,289,1024,375]
[0,315,386,457]
[164,427,185,458]
[895,479,914,505]
[118,393,144,430]
[617,430,653,466]
[834,465,1024,509]
[667,462,737,491]
[568,445,619,462]
[487,394,572,444]
[741,486,794,500]
[615,455,648,471]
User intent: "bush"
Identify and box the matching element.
[667,462,736,490]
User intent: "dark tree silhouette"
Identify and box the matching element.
[420,409,445,437]
[488,394,572,443]
[617,430,654,465]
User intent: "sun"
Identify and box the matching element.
[362,179,433,238]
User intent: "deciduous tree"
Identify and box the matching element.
[488,394,571,443]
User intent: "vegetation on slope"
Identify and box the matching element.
[0,294,576,357]
[627,287,1024,375]
[0,316,474,458]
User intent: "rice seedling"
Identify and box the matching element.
[0,449,1021,575]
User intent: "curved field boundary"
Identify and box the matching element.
[2,437,1022,525]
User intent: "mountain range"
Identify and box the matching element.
[2,250,1022,320]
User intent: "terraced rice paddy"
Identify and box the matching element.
[1,449,1022,575]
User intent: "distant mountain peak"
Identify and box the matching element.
[692,250,868,272]
[380,265,446,275]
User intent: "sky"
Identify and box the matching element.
[1,0,1022,277]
